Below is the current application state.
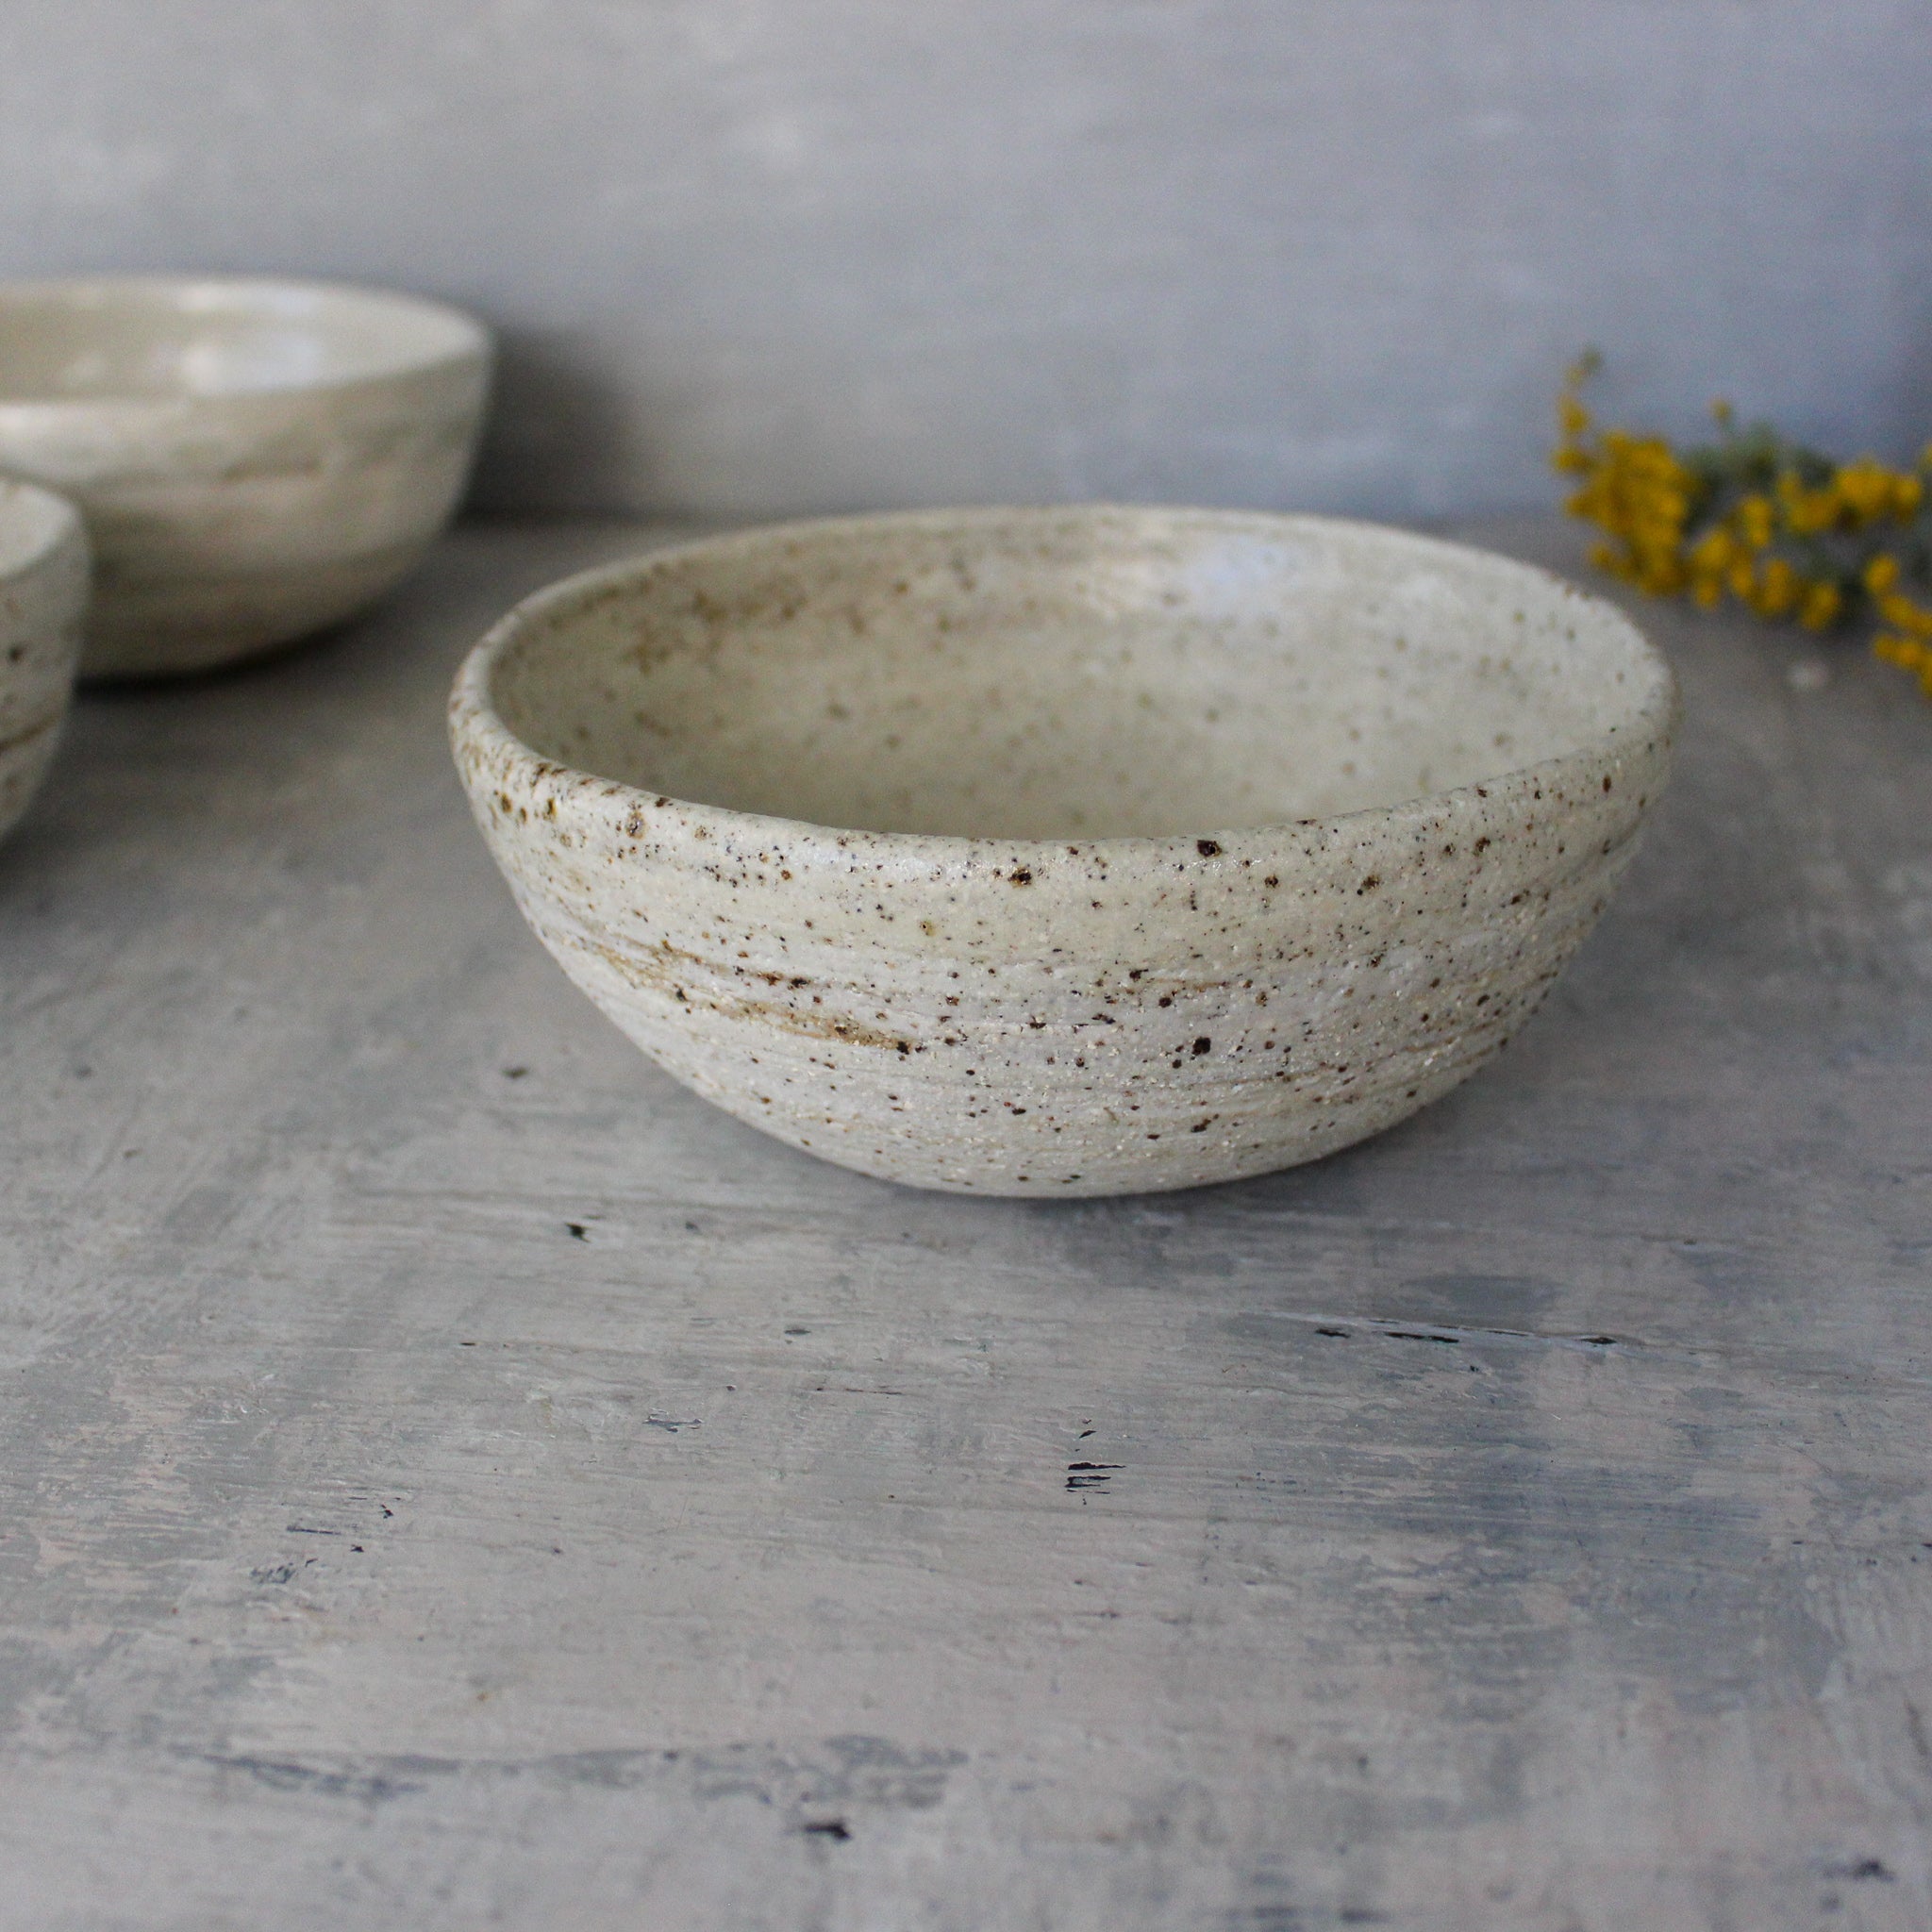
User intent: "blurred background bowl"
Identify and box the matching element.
[0,477,88,843]
[0,276,490,679]
[452,507,1676,1196]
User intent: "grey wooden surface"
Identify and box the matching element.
[1,516,1927,1931]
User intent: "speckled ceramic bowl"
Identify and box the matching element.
[0,478,88,845]
[451,507,1675,1197]
[0,276,490,679]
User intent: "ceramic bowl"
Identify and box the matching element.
[0,478,89,845]
[0,276,490,678]
[451,507,1675,1197]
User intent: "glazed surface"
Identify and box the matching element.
[493,512,1658,840]
[0,277,490,678]
[0,277,485,401]
[455,508,1676,1195]
[0,480,88,844]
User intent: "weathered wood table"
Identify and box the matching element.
[2,516,1926,1930]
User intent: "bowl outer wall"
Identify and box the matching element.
[449,511,1678,1198]
[0,279,491,678]
[0,480,89,843]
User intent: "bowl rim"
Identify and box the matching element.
[0,475,86,583]
[0,273,491,405]
[450,504,1679,866]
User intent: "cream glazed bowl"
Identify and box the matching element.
[451,507,1676,1198]
[0,479,89,845]
[0,275,490,678]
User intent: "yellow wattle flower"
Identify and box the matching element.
[1551,360,1929,698]
[1799,581,1842,631]
[1754,558,1798,618]
[1877,590,1932,639]
[1874,632,1932,697]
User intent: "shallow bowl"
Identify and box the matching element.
[451,507,1675,1197]
[0,478,89,844]
[0,276,490,678]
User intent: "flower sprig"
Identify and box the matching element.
[1554,352,1932,697]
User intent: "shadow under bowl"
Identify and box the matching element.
[0,275,491,679]
[451,506,1676,1197]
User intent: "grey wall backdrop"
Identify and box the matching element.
[5,1,1929,521]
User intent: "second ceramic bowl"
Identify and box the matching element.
[0,275,491,678]
[0,478,89,845]
[452,507,1676,1197]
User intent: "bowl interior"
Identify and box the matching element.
[0,278,482,403]
[487,510,1668,841]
